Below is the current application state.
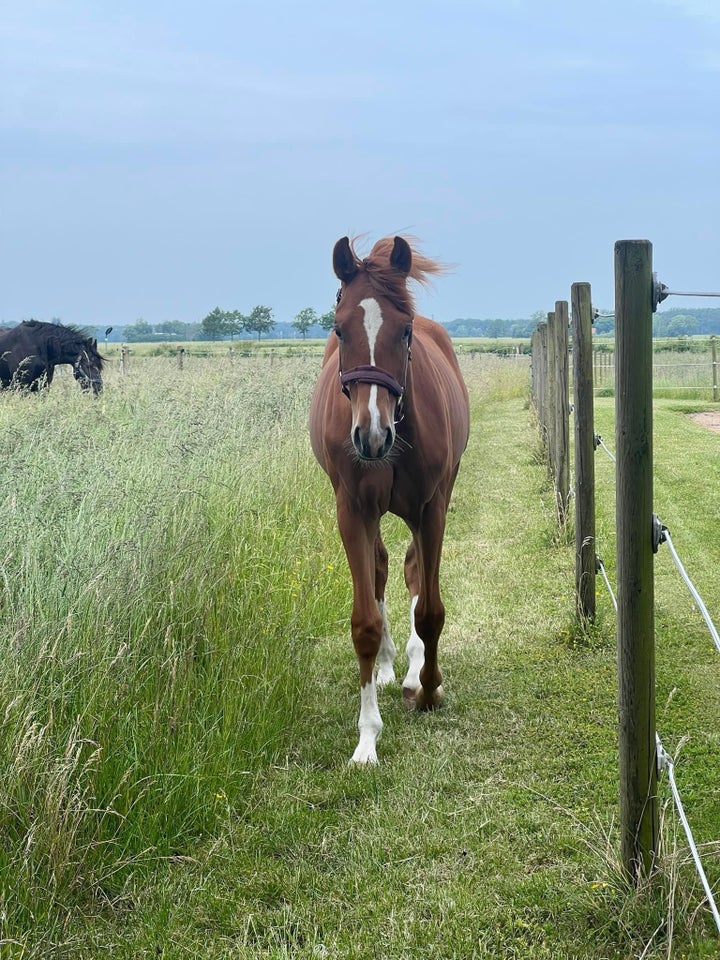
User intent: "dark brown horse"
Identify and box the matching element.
[310,236,470,763]
[0,320,104,395]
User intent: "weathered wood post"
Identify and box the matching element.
[537,321,548,450]
[615,239,658,882]
[712,336,718,402]
[177,347,185,370]
[553,300,570,523]
[546,311,557,477]
[120,344,128,376]
[530,328,538,408]
[571,283,596,622]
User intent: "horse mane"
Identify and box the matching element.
[22,319,105,367]
[24,319,87,340]
[347,236,449,316]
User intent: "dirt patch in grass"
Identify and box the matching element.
[689,410,720,433]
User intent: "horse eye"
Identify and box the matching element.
[403,325,412,340]
[334,326,342,340]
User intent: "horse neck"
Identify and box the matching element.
[56,332,84,362]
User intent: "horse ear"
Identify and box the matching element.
[333,237,358,283]
[390,236,412,275]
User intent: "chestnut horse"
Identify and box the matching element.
[309,236,470,764]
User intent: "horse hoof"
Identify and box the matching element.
[415,685,444,712]
[402,685,418,708]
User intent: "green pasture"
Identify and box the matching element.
[104,335,533,362]
[0,352,718,957]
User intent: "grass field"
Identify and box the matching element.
[0,351,719,957]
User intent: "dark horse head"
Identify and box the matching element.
[0,320,105,395]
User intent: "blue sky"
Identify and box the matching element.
[2,0,719,327]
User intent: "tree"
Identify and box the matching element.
[292,307,317,339]
[124,318,154,342]
[228,310,246,340]
[156,319,188,339]
[200,307,232,340]
[245,305,275,340]
[318,309,336,332]
[667,314,699,338]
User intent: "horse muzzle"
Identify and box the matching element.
[76,373,103,395]
[340,364,406,460]
[352,419,396,460]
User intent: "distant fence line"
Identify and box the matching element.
[591,338,718,398]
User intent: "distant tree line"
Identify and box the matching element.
[118,306,337,343]
[592,307,720,338]
[12,306,719,345]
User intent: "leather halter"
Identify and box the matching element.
[338,334,412,424]
[334,282,413,423]
[340,365,404,398]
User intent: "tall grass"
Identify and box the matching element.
[0,356,333,944]
[2,351,718,956]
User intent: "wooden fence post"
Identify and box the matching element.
[712,336,718,402]
[546,312,557,477]
[177,347,185,370]
[553,300,570,523]
[120,345,128,376]
[537,321,548,450]
[615,239,658,882]
[571,283,596,622]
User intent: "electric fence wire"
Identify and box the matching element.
[659,527,720,657]
[653,522,720,933]
[591,436,618,610]
[591,436,720,927]
[594,434,616,463]
[656,734,720,935]
[595,557,617,611]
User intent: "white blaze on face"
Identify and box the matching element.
[359,297,383,365]
[357,298,384,441]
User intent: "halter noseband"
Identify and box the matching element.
[338,332,412,424]
[340,365,404,398]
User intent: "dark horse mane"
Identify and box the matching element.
[24,319,105,365]
[342,237,449,316]
[23,318,94,344]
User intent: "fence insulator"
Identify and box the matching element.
[652,273,720,312]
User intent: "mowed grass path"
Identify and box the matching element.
[6,357,720,958]
[63,359,719,959]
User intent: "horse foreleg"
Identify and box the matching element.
[374,536,396,687]
[403,503,447,711]
[337,505,385,765]
[401,542,424,704]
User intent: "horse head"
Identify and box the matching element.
[332,235,414,461]
[72,338,104,395]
